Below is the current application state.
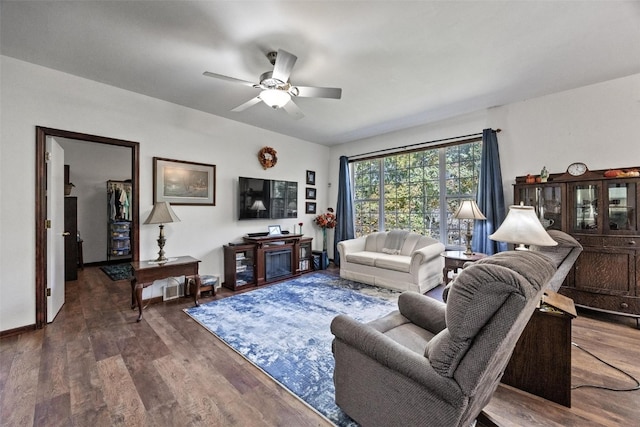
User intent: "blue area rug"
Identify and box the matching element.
[184,273,400,426]
[100,263,133,281]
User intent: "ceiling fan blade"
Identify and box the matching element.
[272,49,297,83]
[282,100,305,120]
[203,71,257,88]
[294,86,342,99]
[231,96,262,112]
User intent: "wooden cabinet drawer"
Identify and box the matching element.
[559,287,640,316]
[572,234,639,248]
[571,235,602,247]
[601,236,639,248]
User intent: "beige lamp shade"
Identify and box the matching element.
[490,204,557,249]
[144,202,181,224]
[454,200,487,220]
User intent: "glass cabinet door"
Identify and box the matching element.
[516,184,563,231]
[606,181,637,233]
[570,183,601,233]
[235,249,254,286]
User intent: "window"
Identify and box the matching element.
[352,140,482,248]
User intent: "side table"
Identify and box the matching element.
[441,251,487,284]
[130,256,200,322]
[502,290,576,407]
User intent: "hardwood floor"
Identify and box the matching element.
[1,266,639,426]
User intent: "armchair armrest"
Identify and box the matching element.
[410,242,445,272]
[331,314,461,402]
[397,292,447,334]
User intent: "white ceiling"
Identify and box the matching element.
[2,1,639,146]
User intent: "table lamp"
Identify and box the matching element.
[250,200,267,218]
[489,203,557,250]
[454,200,486,255]
[144,201,180,263]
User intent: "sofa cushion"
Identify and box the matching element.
[374,254,411,273]
[364,232,388,252]
[383,230,409,254]
[345,251,378,266]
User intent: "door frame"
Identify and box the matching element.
[35,127,140,329]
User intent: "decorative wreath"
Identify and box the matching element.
[258,146,278,169]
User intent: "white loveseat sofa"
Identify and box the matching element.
[337,231,445,293]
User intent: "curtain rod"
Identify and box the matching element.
[348,128,501,161]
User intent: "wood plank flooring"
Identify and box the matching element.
[1,266,639,426]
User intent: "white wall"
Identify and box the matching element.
[0,56,330,332]
[329,73,640,242]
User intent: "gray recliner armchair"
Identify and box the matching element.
[330,251,556,427]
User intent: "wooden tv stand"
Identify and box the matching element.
[223,234,312,290]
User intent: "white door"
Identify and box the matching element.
[46,137,65,322]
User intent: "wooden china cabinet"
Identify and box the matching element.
[514,165,640,322]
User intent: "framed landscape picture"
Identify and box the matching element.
[306,187,316,200]
[153,157,216,205]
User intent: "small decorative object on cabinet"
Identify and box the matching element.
[223,244,256,290]
[514,166,640,325]
[107,181,132,261]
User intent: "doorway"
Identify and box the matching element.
[35,127,140,329]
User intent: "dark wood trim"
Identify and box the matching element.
[35,127,140,329]
[0,323,37,339]
[35,128,47,329]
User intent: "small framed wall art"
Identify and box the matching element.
[305,202,317,214]
[306,187,316,200]
[153,157,216,205]
[306,170,316,185]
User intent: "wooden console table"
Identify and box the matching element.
[130,256,200,322]
[502,290,577,407]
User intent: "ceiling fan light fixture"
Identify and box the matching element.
[260,89,291,109]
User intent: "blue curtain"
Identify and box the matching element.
[333,156,355,265]
[473,129,507,255]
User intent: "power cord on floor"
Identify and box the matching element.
[571,341,640,392]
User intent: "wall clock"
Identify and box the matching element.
[566,162,588,176]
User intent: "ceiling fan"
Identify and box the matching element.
[203,49,342,119]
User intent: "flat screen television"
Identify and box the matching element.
[238,177,298,220]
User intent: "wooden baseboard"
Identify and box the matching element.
[0,323,37,339]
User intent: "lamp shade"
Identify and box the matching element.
[144,202,180,225]
[250,200,267,211]
[454,200,487,220]
[489,205,557,247]
[260,89,291,108]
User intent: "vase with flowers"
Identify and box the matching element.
[298,222,304,235]
[314,208,337,251]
